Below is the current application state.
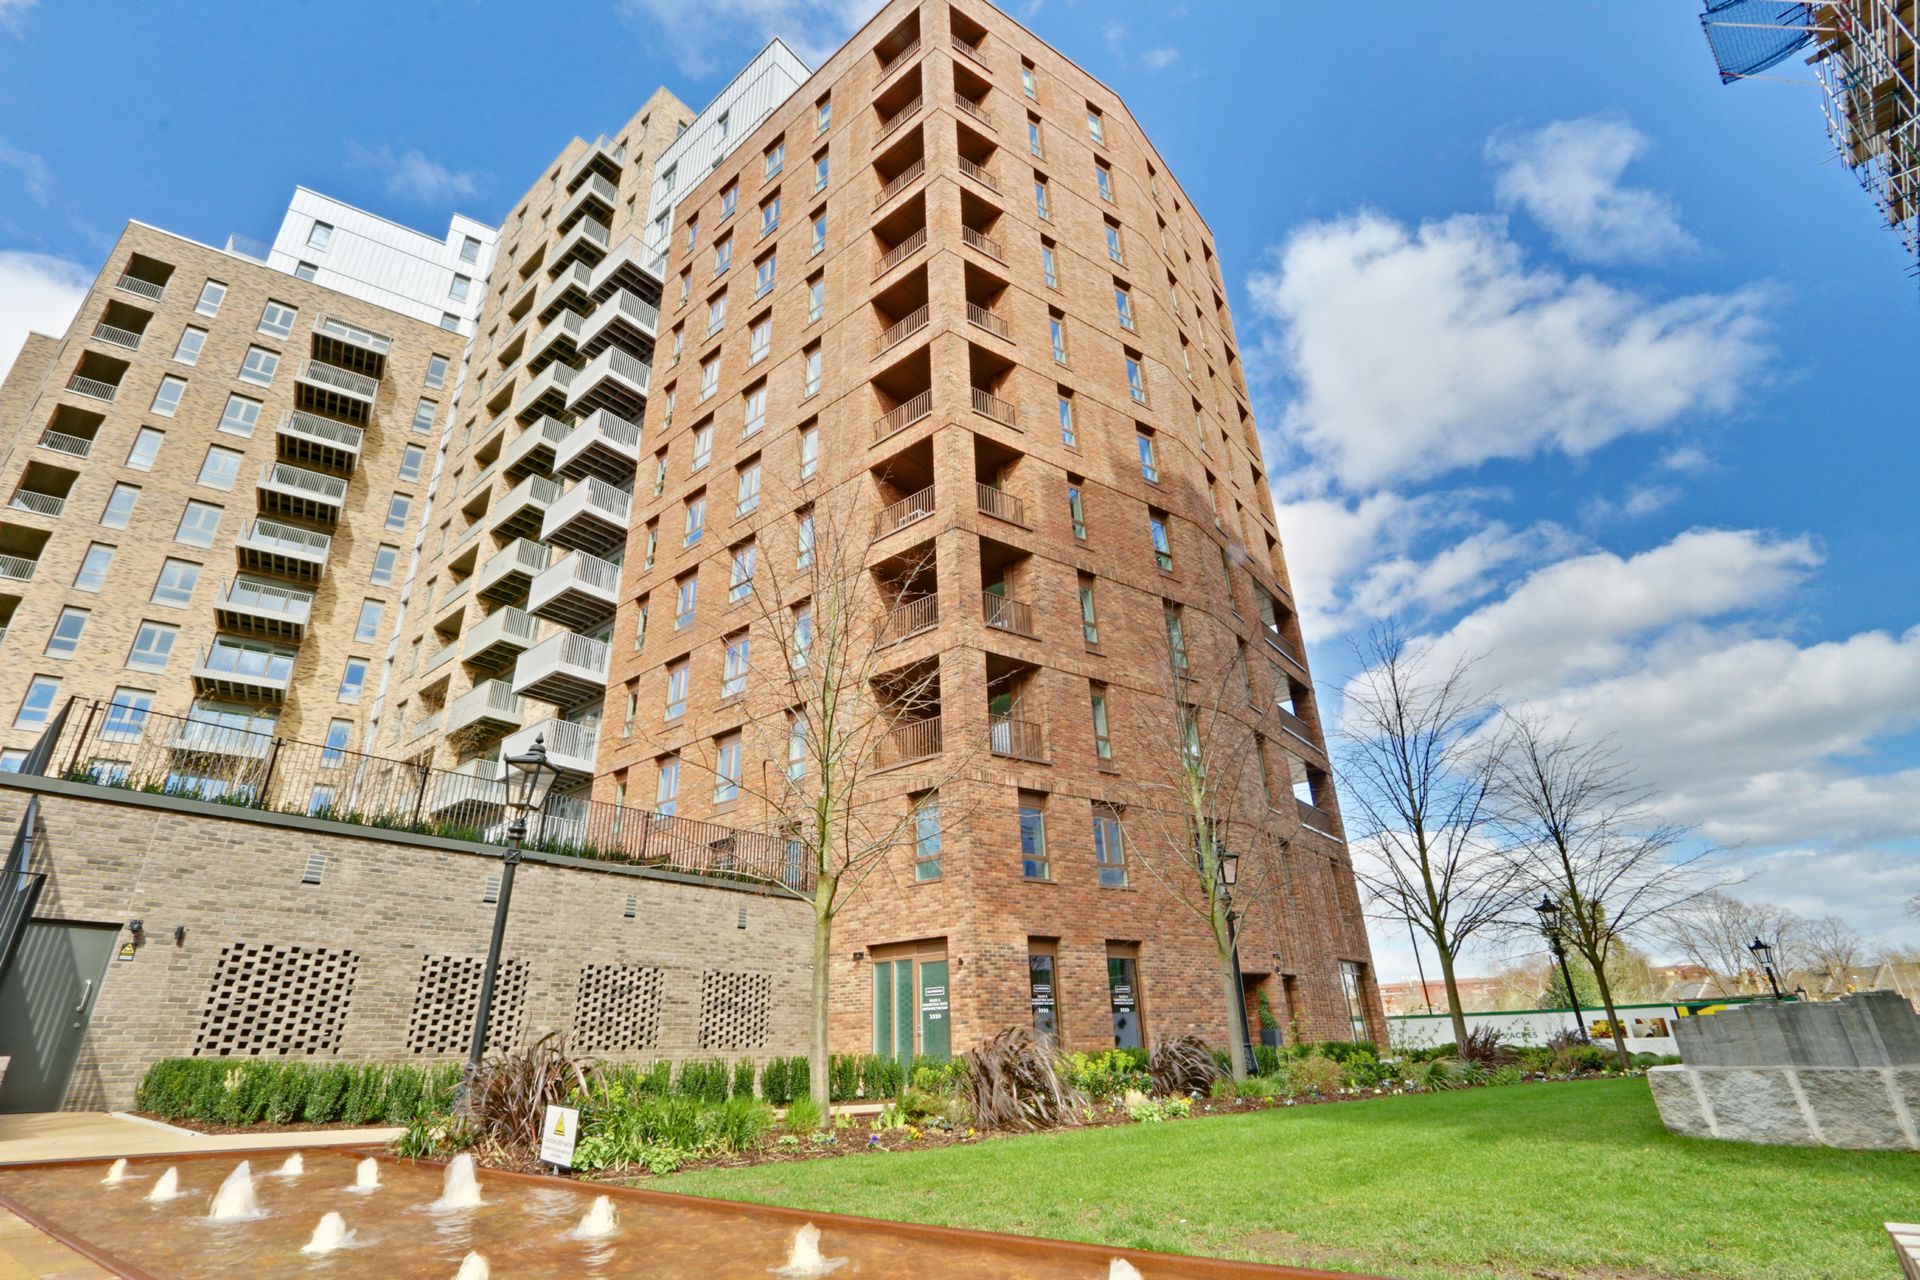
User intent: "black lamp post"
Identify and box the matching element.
[1213,845,1259,1076]
[464,735,558,1092]
[1748,936,1784,999]
[1535,894,1586,1042]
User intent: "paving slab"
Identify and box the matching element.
[0,1112,398,1166]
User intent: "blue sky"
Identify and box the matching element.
[2,1,1914,976]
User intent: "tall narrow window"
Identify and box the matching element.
[1057,391,1076,447]
[1019,796,1049,880]
[913,794,941,880]
[1040,240,1059,289]
[714,733,744,801]
[1033,174,1051,220]
[1095,160,1115,203]
[1093,804,1127,885]
[736,458,761,514]
[1090,688,1114,762]
[1150,511,1173,571]
[1115,283,1135,332]
[721,633,749,696]
[656,755,681,815]
[1137,431,1158,482]
[1067,484,1087,540]
[664,660,689,719]
[728,542,757,602]
[802,344,821,396]
[1079,576,1100,644]
[126,427,165,471]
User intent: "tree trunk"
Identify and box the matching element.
[1432,935,1471,1051]
[1214,903,1248,1083]
[1588,948,1632,1071]
[809,891,833,1109]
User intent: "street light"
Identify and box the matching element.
[1748,936,1784,999]
[1535,894,1587,1042]
[1212,844,1258,1076]
[465,735,558,1091]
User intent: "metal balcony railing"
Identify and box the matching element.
[297,358,378,402]
[197,641,296,683]
[36,429,93,458]
[463,606,539,662]
[971,386,1018,426]
[877,36,920,76]
[504,717,599,773]
[988,714,1045,761]
[876,716,942,768]
[961,225,1005,262]
[976,482,1025,525]
[278,409,365,453]
[874,157,927,209]
[872,389,932,444]
[116,274,166,301]
[953,93,994,127]
[874,305,930,357]
[957,156,998,191]
[875,226,928,276]
[875,97,923,143]
[92,322,143,351]
[239,517,332,558]
[982,592,1035,637]
[66,374,118,402]
[951,35,988,65]
[0,554,35,582]
[219,579,314,624]
[9,491,64,518]
[879,594,939,645]
[260,462,348,504]
[966,303,1011,339]
[873,485,936,537]
[449,679,523,733]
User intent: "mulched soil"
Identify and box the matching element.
[127,1114,397,1136]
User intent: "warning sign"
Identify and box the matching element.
[539,1104,579,1169]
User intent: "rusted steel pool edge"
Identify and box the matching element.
[0,1189,159,1280]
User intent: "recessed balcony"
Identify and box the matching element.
[526,308,585,374]
[873,484,935,539]
[557,172,617,234]
[257,461,348,526]
[1296,797,1341,839]
[552,408,641,484]
[66,352,127,403]
[879,593,940,646]
[475,537,551,604]
[294,358,379,424]
[551,215,612,274]
[541,476,631,556]
[431,576,472,630]
[215,578,315,642]
[8,487,65,521]
[276,409,364,474]
[537,261,595,324]
[503,716,599,776]
[872,389,933,446]
[311,317,393,379]
[875,715,942,769]
[92,300,152,352]
[501,414,573,481]
[447,678,524,739]
[512,630,610,705]
[37,407,102,461]
[565,345,649,420]
[527,550,620,629]
[988,713,1046,762]
[192,638,297,704]
[0,552,40,584]
[982,591,1036,638]
[462,606,539,671]
[510,360,577,425]
[115,253,173,301]
[236,517,331,582]
[579,288,659,357]
[491,475,564,540]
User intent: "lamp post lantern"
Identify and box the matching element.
[1535,894,1587,1042]
[1748,936,1784,999]
[1213,845,1259,1077]
[463,735,558,1095]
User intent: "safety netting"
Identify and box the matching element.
[1700,0,1817,82]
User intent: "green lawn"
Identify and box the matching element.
[658,1079,1919,1280]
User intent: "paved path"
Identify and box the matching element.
[0,1206,113,1279]
[0,1112,399,1166]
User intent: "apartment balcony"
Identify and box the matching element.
[564,136,623,192]
[874,305,930,358]
[966,303,1011,341]
[426,757,507,819]
[36,427,95,460]
[976,482,1025,526]
[276,409,364,474]
[166,719,273,761]
[0,553,36,584]
[503,716,599,776]
[431,577,472,630]
[1275,706,1323,755]
[875,716,942,769]
[541,476,631,556]
[64,366,122,403]
[192,640,296,704]
[537,261,594,324]
[872,390,932,445]
[490,474,564,541]
[874,157,926,210]
[114,273,167,303]
[447,678,524,738]
[475,537,551,603]
[960,225,1005,264]
[951,33,989,66]
[877,35,920,79]
[873,227,928,278]
[579,288,659,357]
[257,461,348,526]
[294,358,378,424]
[875,96,923,145]
[587,235,664,300]
[501,414,572,481]
[982,591,1036,638]
[552,407,640,484]
[312,317,393,379]
[873,485,935,539]
[8,488,65,520]
[215,578,314,642]
[1296,798,1341,839]
[988,714,1046,762]
[957,156,998,193]
[91,319,144,352]
[952,92,994,129]
[422,637,461,677]
[526,308,585,375]
[527,550,620,629]
[510,360,577,425]
[565,345,648,420]
[557,172,617,234]
[512,629,610,705]
[235,518,331,582]
[462,606,539,670]
[551,215,612,274]
[878,594,939,646]
[407,709,446,744]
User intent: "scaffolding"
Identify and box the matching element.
[1703,1,1920,278]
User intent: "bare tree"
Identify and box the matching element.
[1657,891,1801,996]
[679,477,974,1108]
[1493,714,1718,1069]
[1803,915,1866,989]
[1336,625,1520,1050]
[1908,894,1920,921]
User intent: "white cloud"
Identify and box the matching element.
[0,139,49,202]
[1488,117,1695,265]
[1249,211,1772,489]
[1580,482,1681,525]
[0,250,88,381]
[346,144,480,206]
[618,0,882,73]
[0,0,35,34]
[1141,47,1180,70]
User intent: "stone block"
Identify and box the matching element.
[1695,1067,1816,1146]
[1799,1069,1914,1150]
[1647,1066,1714,1139]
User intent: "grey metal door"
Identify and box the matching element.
[0,921,117,1112]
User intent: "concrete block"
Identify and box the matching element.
[1799,1069,1913,1150]
[1695,1067,1816,1146]
[1647,1066,1714,1139]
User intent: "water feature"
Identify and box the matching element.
[571,1194,618,1239]
[101,1158,127,1185]
[275,1154,304,1178]
[432,1153,482,1210]
[1110,1262,1145,1280]
[770,1222,846,1276]
[145,1167,181,1202]
[300,1211,355,1255]
[350,1156,380,1192]
[207,1161,263,1222]
[452,1253,489,1280]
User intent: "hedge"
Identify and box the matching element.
[135,1059,459,1126]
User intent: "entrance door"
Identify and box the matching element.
[0,921,117,1112]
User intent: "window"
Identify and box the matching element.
[678,271,692,305]
[814,151,830,192]
[1049,314,1067,364]
[685,217,700,252]
[102,689,153,740]
[354,599,384,641]
[764,141,785,179]
[799,423,819,480]
[1165,604,1188,669]
[1067,484,1087,540]
[713,235,733,276]
[1091,688,1114,762]
[807,274,825,324]
[307,221,333,250]
[218,394,261,437]
[1041,240,1058,289]
[44,607,88,658]
[742,384,767,437]
[755,253,777,298]
[370,544,399,585]
[172,327,206,365]
[664,660,688,719]
[257,300,297,338]
[127,622,177,671]
[736,458,761,513]
[191,445,239,492]
[412,399,438,433]
[1105,221,1125,265]
[1034,174,1051,220]
[792,604,813,668]
[385,492,411,530]
[1150,511,1173,571]
[101,483,139,528]
[661,388,677,428]
[692,422,713,470]
[721,633,749,696]
[74,544,115,591]
[1028,116,1045,158]
[802,344,821,397]
[748,315,772,365]
[796,509,814,567]
[914,795,942,880]
[714,733,744,802]
[295,261,318,281]
[449,274,471,302]
[1093,804,1126,885]
[655,755,681,816]
[760,196,781,238]
[810,211,827,255]
[1115,284,1135,332]
[1137,431,1158,482]
[632,597,649,650]
[239,345,279,386]
[1126,352,1148,404]
[151,558,200,606]
[175,500,222,547]
[195,280,226,318]
[720,182,738,218]
[675,572,698,628]
[817,96,832,134]
[1095,160,1115,202]
[653,450,669,496]
[150,376,186,416]
[1341,962,1370,1044]
[14,676,60,728]
[787,714,808,781]
[728,541,757,602]
[699,356,719,401]
[1079,576,1099,645]
[126,427,165,471]
[1020,796,1049,879]
[398,444,425,482]
[684,491,706,545]
[337,657,368,702]
[322,719,352,766]
[1058,391,1076,446]
[425,354,450,389]
[459,234,482,264]
[1088,107,1106,146]
[1021,62,1038,99]
[707,292,728,336]
[439,312,460,331]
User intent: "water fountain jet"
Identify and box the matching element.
[1110,1261,1146,1280]
[570,1194,617,1239]
[275,1154,303,1178]
[453,1251,490,1280]
[146,1168,181,1202]
[349,1157,380,1192]
[432,1153,483,1210]
[299,1211,355,1255]
[206,1162,261,1221]
[770,1222,847,1276]
[101,1159,127,1185]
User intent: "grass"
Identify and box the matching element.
[657,1079,1919,1280]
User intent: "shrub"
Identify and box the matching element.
[304,1065,351,1123]
[340,1065,386,1125]
[265,1064,310,1126]
[1062,1048,1151,1100]
[700,1095,774,1152]
[1340,1051,1388,1088]
[911,1059,964,1095]
[859,1053,907,1100]
[759,1055,812,1106]
[675,1058,730,1104]
[463,1032,592,1159]
[731,1057,757,1099]
[1253,1045,1283,1077]
[1288,1054,1344,1097]
[1148,1035,1226,1097]
[785,1094,824,1135]
[1405,1056,1478,1091]
[1487,1064,1525,1087]
[1237,1074,1287,1099]
[1460,1025,1516,1068]
[963,1026,1084,1131]
[383,1065,426,1123]
[828,1054,860,1102]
